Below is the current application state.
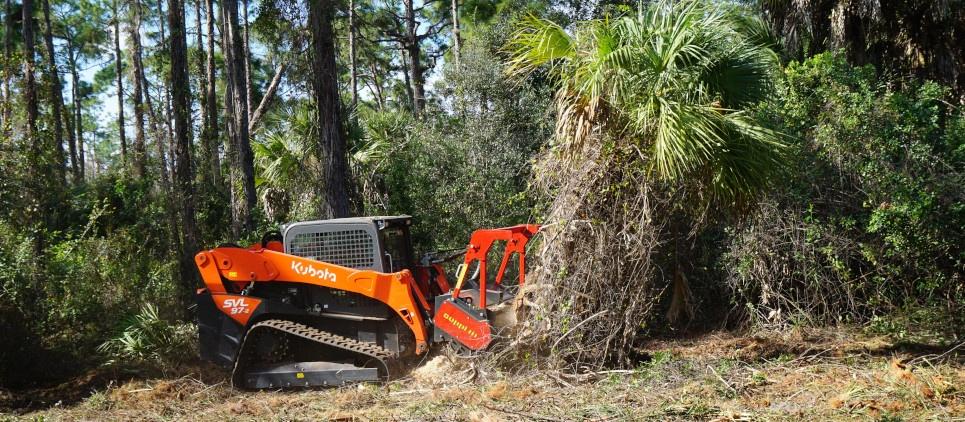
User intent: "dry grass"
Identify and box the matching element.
[4,328,962,421]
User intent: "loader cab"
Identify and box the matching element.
[282,215,415,274]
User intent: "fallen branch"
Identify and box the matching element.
[707,365,737,396]
[551,310,608,351]
[248,62,287,133]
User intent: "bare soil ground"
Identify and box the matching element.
[2,328,962,421]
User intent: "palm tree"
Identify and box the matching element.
[253,105,316,222]
[504,1,788,343]
[506,0,785,208]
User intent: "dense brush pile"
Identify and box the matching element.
[513,137,677,368]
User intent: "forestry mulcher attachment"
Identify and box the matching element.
[195,216,539,389]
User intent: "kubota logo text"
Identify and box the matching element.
[291,261,337,283]
[222,298,250,315]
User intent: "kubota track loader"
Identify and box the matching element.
[195,216,538,389]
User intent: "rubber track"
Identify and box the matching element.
[231,319,395,388]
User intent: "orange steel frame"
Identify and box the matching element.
[195,246,431,354]
[451,224,540,309]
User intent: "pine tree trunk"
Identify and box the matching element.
[2,0,12,131]
[242,0,251,117]
[158,4,176,174]
[225,0,254,232]
[168,0,199,319]
[23,0,38,139]
[66,39,81,181]
[403,0,424,116]
[195,0,212,185]
[0,18,3,117]
[130,0,147,178]
[76,53,84,179]
[450,0,460,66]
[113,0,127,163]
[22,0,43,256]
[400,48,413,111]
[348,0,358,109]
[220,0,241,236]
[64,102,76,181]
[309,0,352,218]
[204,0,220,186]
[41,0,65,184]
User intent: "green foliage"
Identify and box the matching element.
[252,103,319,223]
[0,173,181,386]
[725,52,964,326]
[98,304,195,370]
[506,0,786,209]
[352,36,551,249]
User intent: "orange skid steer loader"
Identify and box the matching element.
[195,216,539,389]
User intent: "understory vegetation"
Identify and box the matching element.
[0,0,962,406]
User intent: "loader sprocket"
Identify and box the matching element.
[231,319,397,389]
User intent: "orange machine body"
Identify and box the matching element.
[195,247,431,354]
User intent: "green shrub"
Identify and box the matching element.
[98,304,196,371]
[0,173,182,385]
[724,52,964,327]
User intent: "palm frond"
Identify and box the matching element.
[506,0,787,207]
[504,15,575,79]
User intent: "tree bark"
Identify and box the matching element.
[400,48,413,110]
[348,0,358,109]
[195,0,212,185]
[403,0,424,116]
[65,37,81,181]
[41,0,66,184]
[168,0,199,318]
[23,0,38,140]
[74,42,84,179]
[113,0,127,162]
[242,0,251,117]
[2,0,12,131]
[224,0,254,232]
[64,101,76,180]
[130,0,147,177]
[450,0,460,66]
[248,62,285,133]
[309,0,352,218]
[22,0,43,256]
[157,2,175,172]
[204,0,220,186]
[220,0,241,236]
